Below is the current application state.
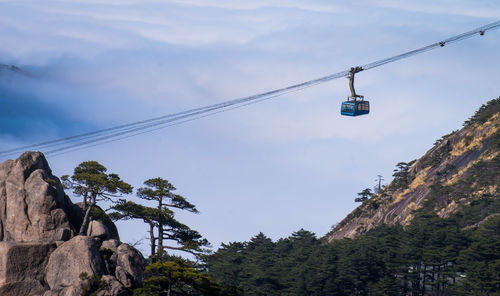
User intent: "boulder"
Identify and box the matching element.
[0,281,47,296]
[101,239,120,253]
[77,203,120,241]
[115,243,146,288]
[100,239,120,274]
[54,228,72,242]
[0,241,55,295]
[45,236,104,289]
[0,152,79,243]
[87,220,110,240]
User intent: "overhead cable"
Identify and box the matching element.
[1,20,499,158]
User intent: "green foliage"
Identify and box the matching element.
[109,199,161,222]
[418,152,500,227]
[62,161,132,235]
[44,178,57,187]
[388,161,412,190]
[488,125,500,151]
[110,177,209,259]
[464,135,473,147]
[463,97,500,127]
[134,258,240,296]
[207,230,322,296]
[207,214,500,296]
[355,188,374,203]
[79,272,89,280]
[419,183,452,213]
[450,197,500,228]
[422,140,452,168]
[453,215,500,295]
[434,130,458,146]
[436,163,456,179]
[137,177,198,213]
[62,161,133,205]
[463,153,500,189]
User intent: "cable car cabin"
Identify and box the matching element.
[340,100,369,116]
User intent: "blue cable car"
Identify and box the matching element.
[341,100,369,116]
[341,66,370,117]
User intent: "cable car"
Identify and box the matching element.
[341,100,369,116]
[341,66,370,117]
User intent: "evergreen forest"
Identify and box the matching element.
[206,212,500,296]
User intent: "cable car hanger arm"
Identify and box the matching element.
[347,66,364,100]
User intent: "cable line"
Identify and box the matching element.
[1,20,499,158]
[46,83,319,157]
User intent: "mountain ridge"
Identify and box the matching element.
[326,97,500,242]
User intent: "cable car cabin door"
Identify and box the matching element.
[340,101,369,116]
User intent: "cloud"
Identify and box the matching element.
[0,0,338,56]
[0,58,161,147]
[375,0,500,19]
[0,68,85,138]
[72,0,338,12]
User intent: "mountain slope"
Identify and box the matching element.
[326,97,500,242]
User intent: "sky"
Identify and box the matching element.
[1,0,499,256]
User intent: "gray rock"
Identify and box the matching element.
[45,235,104,289]
[87,220,110,240]
[43,284,87,296]
[115,266,133,289]
[115,243,146,288]
[0,241,55,295]
[100,239,120,275]
[76,203,120,241]
[0,152,79,243]
[96,275,129,296]
[101,240,145,289]
[0,153,145,296]
[54,228,72,241]
[0,280,47,296]
[101,239,120,253]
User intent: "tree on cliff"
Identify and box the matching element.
[110,177,209,260]
[62,161,133,235]
[391,161,411,190]
[355,188,374,203]
[108,200,159,256]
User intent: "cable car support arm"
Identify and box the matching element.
[348,66,364,101]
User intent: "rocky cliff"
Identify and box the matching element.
[327,97,500,242]
[0,152,146,296]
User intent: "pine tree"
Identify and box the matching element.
[62,161,132,235]
[355,188,374,202]
[111,177,209,259]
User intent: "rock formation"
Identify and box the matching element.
[0,152,146,295]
